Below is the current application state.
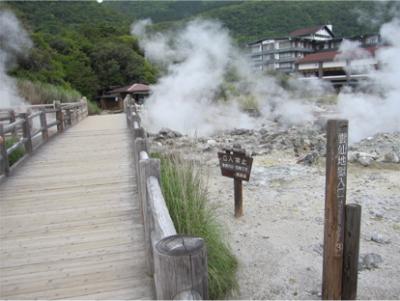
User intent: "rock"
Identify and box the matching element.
[383,151,399,163]
[157,128,182,139]
[349,152,377,167]
[297,151,319,166]
[312,243,323,256]
[229,128,253,136]
[370,232,391,244]
[206,139,217,146]
[369,210,384,219]
[359,253,383,270]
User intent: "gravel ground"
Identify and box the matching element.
[204,151,400,299]
[150,129,400,300]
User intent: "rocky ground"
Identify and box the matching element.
[148,124,400,300]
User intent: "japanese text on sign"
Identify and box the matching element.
[218,149,253,181]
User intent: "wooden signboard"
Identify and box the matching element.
[217,148,253,181]
[218,147,253,217]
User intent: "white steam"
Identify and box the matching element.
[337,18,400,143]
[131,18,317,136]
[0,10,32,108]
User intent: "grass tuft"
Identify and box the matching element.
[153,152,238,299]
[5,137,25,166]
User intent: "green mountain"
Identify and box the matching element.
[1,1,395,102]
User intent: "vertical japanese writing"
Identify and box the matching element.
[336,130,348,254]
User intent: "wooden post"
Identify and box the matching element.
[8,110,17,140]
[0,124,10,176]
[154,235,208,300]
[21,113,33,154]
[126,105,132,127]
[66,109,72,127]
[234,178,243,217]
[55,102,64,133]
[342,204,361,300]
[134,137,149,219]
[322,119,348,300]
[139,158,161,274]
[40,110,48,141]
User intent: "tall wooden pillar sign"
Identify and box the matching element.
[218,146,253,218]
[322,119,349,300]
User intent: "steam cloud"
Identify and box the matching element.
[132,19,318,136]
[0,10,32,108]
[337,18,400,143]
[133,16,399,142]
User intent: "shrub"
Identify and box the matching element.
[16,79,82,104]
[5,137,25,166]
[87,100,101,115]
[154,153,238,299]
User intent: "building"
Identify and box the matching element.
[248,25,335,73]
[295,34,382,88]
[98,83,150,110]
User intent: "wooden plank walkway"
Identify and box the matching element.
[0,114,154,299]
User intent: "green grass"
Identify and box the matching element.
[153,153,238,299]
[17,79,82,105]
[5,137,25,166]
[87,100,101,115]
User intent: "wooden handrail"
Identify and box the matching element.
[0,98,88,177]
[125,98,208,300]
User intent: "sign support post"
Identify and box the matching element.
[218,145,253,218]
[234,178,243,217]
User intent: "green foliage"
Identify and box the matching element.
[16,79,81,104]
[154,153,238,299]
[4,0,394,104]
[6,1,158,102]
[5,138,25,166]
[87,100,101,115]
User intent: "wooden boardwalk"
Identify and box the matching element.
[0,114,154,299]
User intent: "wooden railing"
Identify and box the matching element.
[125,97,208,300]
[0,99,88,178]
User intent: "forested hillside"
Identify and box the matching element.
[2,1,158,101]
[1,1,394,102]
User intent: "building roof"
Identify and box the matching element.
[109,83,150,94]
[296,46,379,64]
[289,25,334,38]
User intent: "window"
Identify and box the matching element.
[262,43,274,51]
[251,45,261,54]
[279,41,291,49]
[279,52,293,59]
[279,62,292,69]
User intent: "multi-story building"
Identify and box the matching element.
[248,25,335,73]
[295,34,382,88]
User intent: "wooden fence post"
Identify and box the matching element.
[342,204,361,300]
[0,124,10,176]
[55,102,64,133]
[66,108,72,127]
[154,235,208,300]
[322,119,348,300]
[126,105,131,127]
[139,158,160,275]
[8,110,17,140]
[134,137,148,195]
[40,110,48,141]
[21,113,33,154]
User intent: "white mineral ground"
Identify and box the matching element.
[149,126,400,300]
